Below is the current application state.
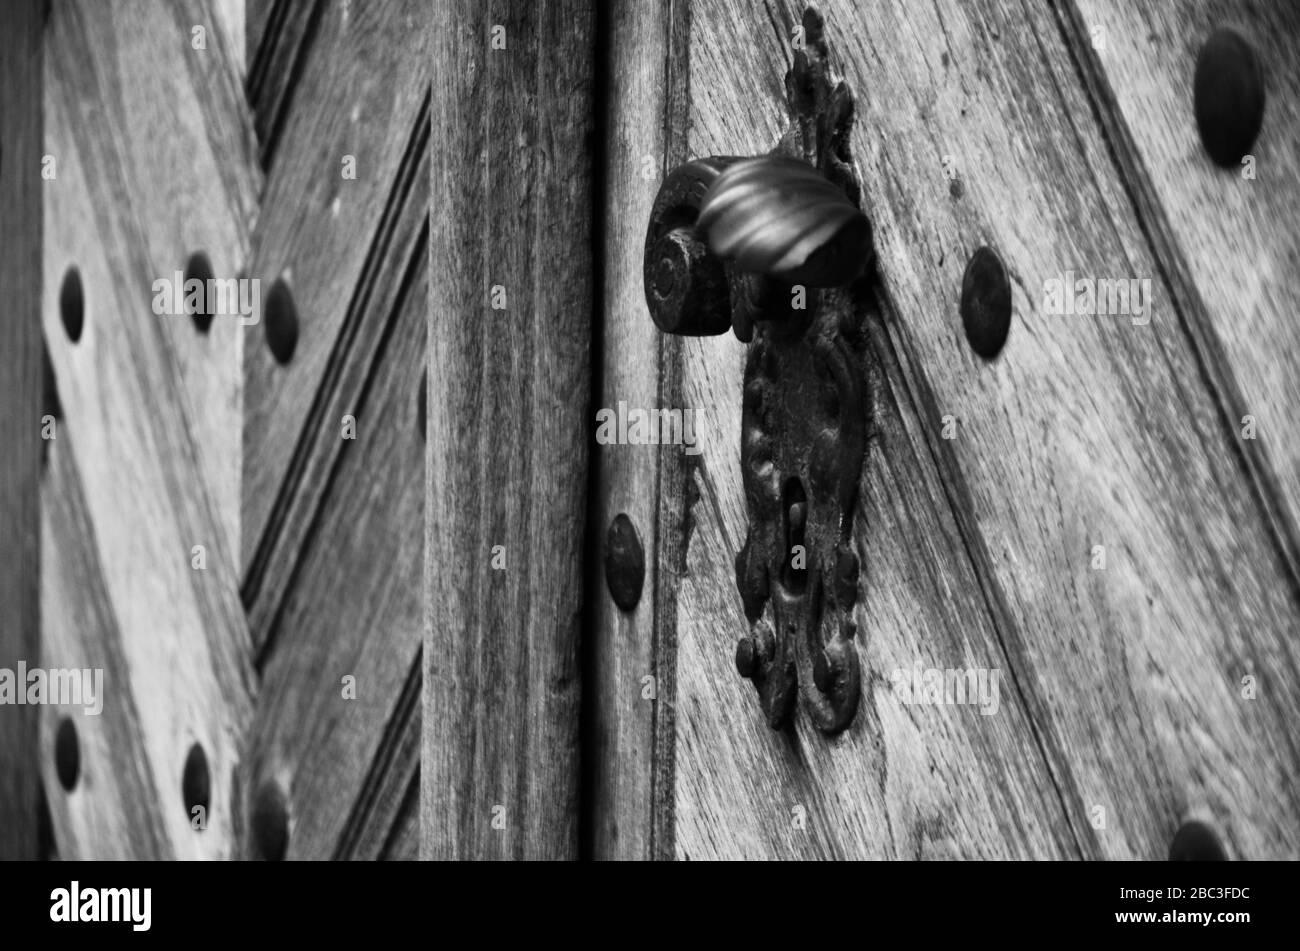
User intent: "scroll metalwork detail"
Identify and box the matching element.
[644,4,874,734]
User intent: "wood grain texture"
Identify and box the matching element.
[1062,0,1300,592]
[242,246,426,859]
[246,0,278,66]
[242,97,428,648]
[50,0,256,564]
[676,315,1082,857]
[242,0,430,576]
[245,0,323,168]
[0,0,43,861]
[44,0,257,858]
[423,0,595,860]
[587,0,688,862]
[377,772,420,860]
[174,0,260,227]
[211,0,247,78]
[670,0,1300,859]
[340,686,421,861]
[40,433,170,860]
[674,4,1081,854]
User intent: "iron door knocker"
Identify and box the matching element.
[643,4,877,734]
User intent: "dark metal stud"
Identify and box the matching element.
[1169,820,1228,861]
[960,246,1011,359]
[184,251,216,334]
[604,513,645,612]
[59,267,84,343]
[264,276,299,365]
[54,717,79,791]
[1194,28,1265,168]
[251,779,289,861]
[181,742,211,827]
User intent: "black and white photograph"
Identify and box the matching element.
[0,0,1295,930]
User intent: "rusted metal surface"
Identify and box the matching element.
[644,6,873,734]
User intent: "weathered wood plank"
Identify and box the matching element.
[211,0,247,78]
[50,0,257,564]
[1062,0,1300,584]
[339,673,421,861]
[423,0,595,860]
[0,0,43,861]
[588,0,687,862]
[378,771,420,861]
[245,0,323,168]
[242,0,430,578]
[243,248,426,859]
[39,430,170,860]
[242,97,428,646]
[173,0,260,224]
[675,307,1084,858]
[246,0,278,65]
[672,1,1083,853]
[44,0,258,858]
[674,0,1300,859]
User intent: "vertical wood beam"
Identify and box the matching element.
[0,0,44,860]
[423,0,596,859]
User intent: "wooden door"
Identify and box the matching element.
[8,0,592,862]
[590,0,1300,860]
[5,0,1298,864]
[17,0,441,860]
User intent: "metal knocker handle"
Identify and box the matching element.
[642,4,875,735]
[644,155,871,341]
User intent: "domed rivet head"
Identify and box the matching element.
[264,275,299,365]
[59,267,84,343]
[181,743,211,828]
[735,637,758,678]
[960,246,1011,359]
[251,779,290,861]
[604,513,645,612]
[1169,820,1228,861]
[55,718,79,791]
[1194,29,1264,168]
[184,251,216,334]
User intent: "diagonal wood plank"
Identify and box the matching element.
[242,94,428,649]
[43,0,258,858]
[242,0,431,579]
[50,0,257,564]
[675,306,1084,858]
[39,427,171,860]
[1061,0,1300,586]
[242,231,426,859]
[671,0,1300,859]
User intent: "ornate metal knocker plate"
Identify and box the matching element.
[643,5,874,734]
